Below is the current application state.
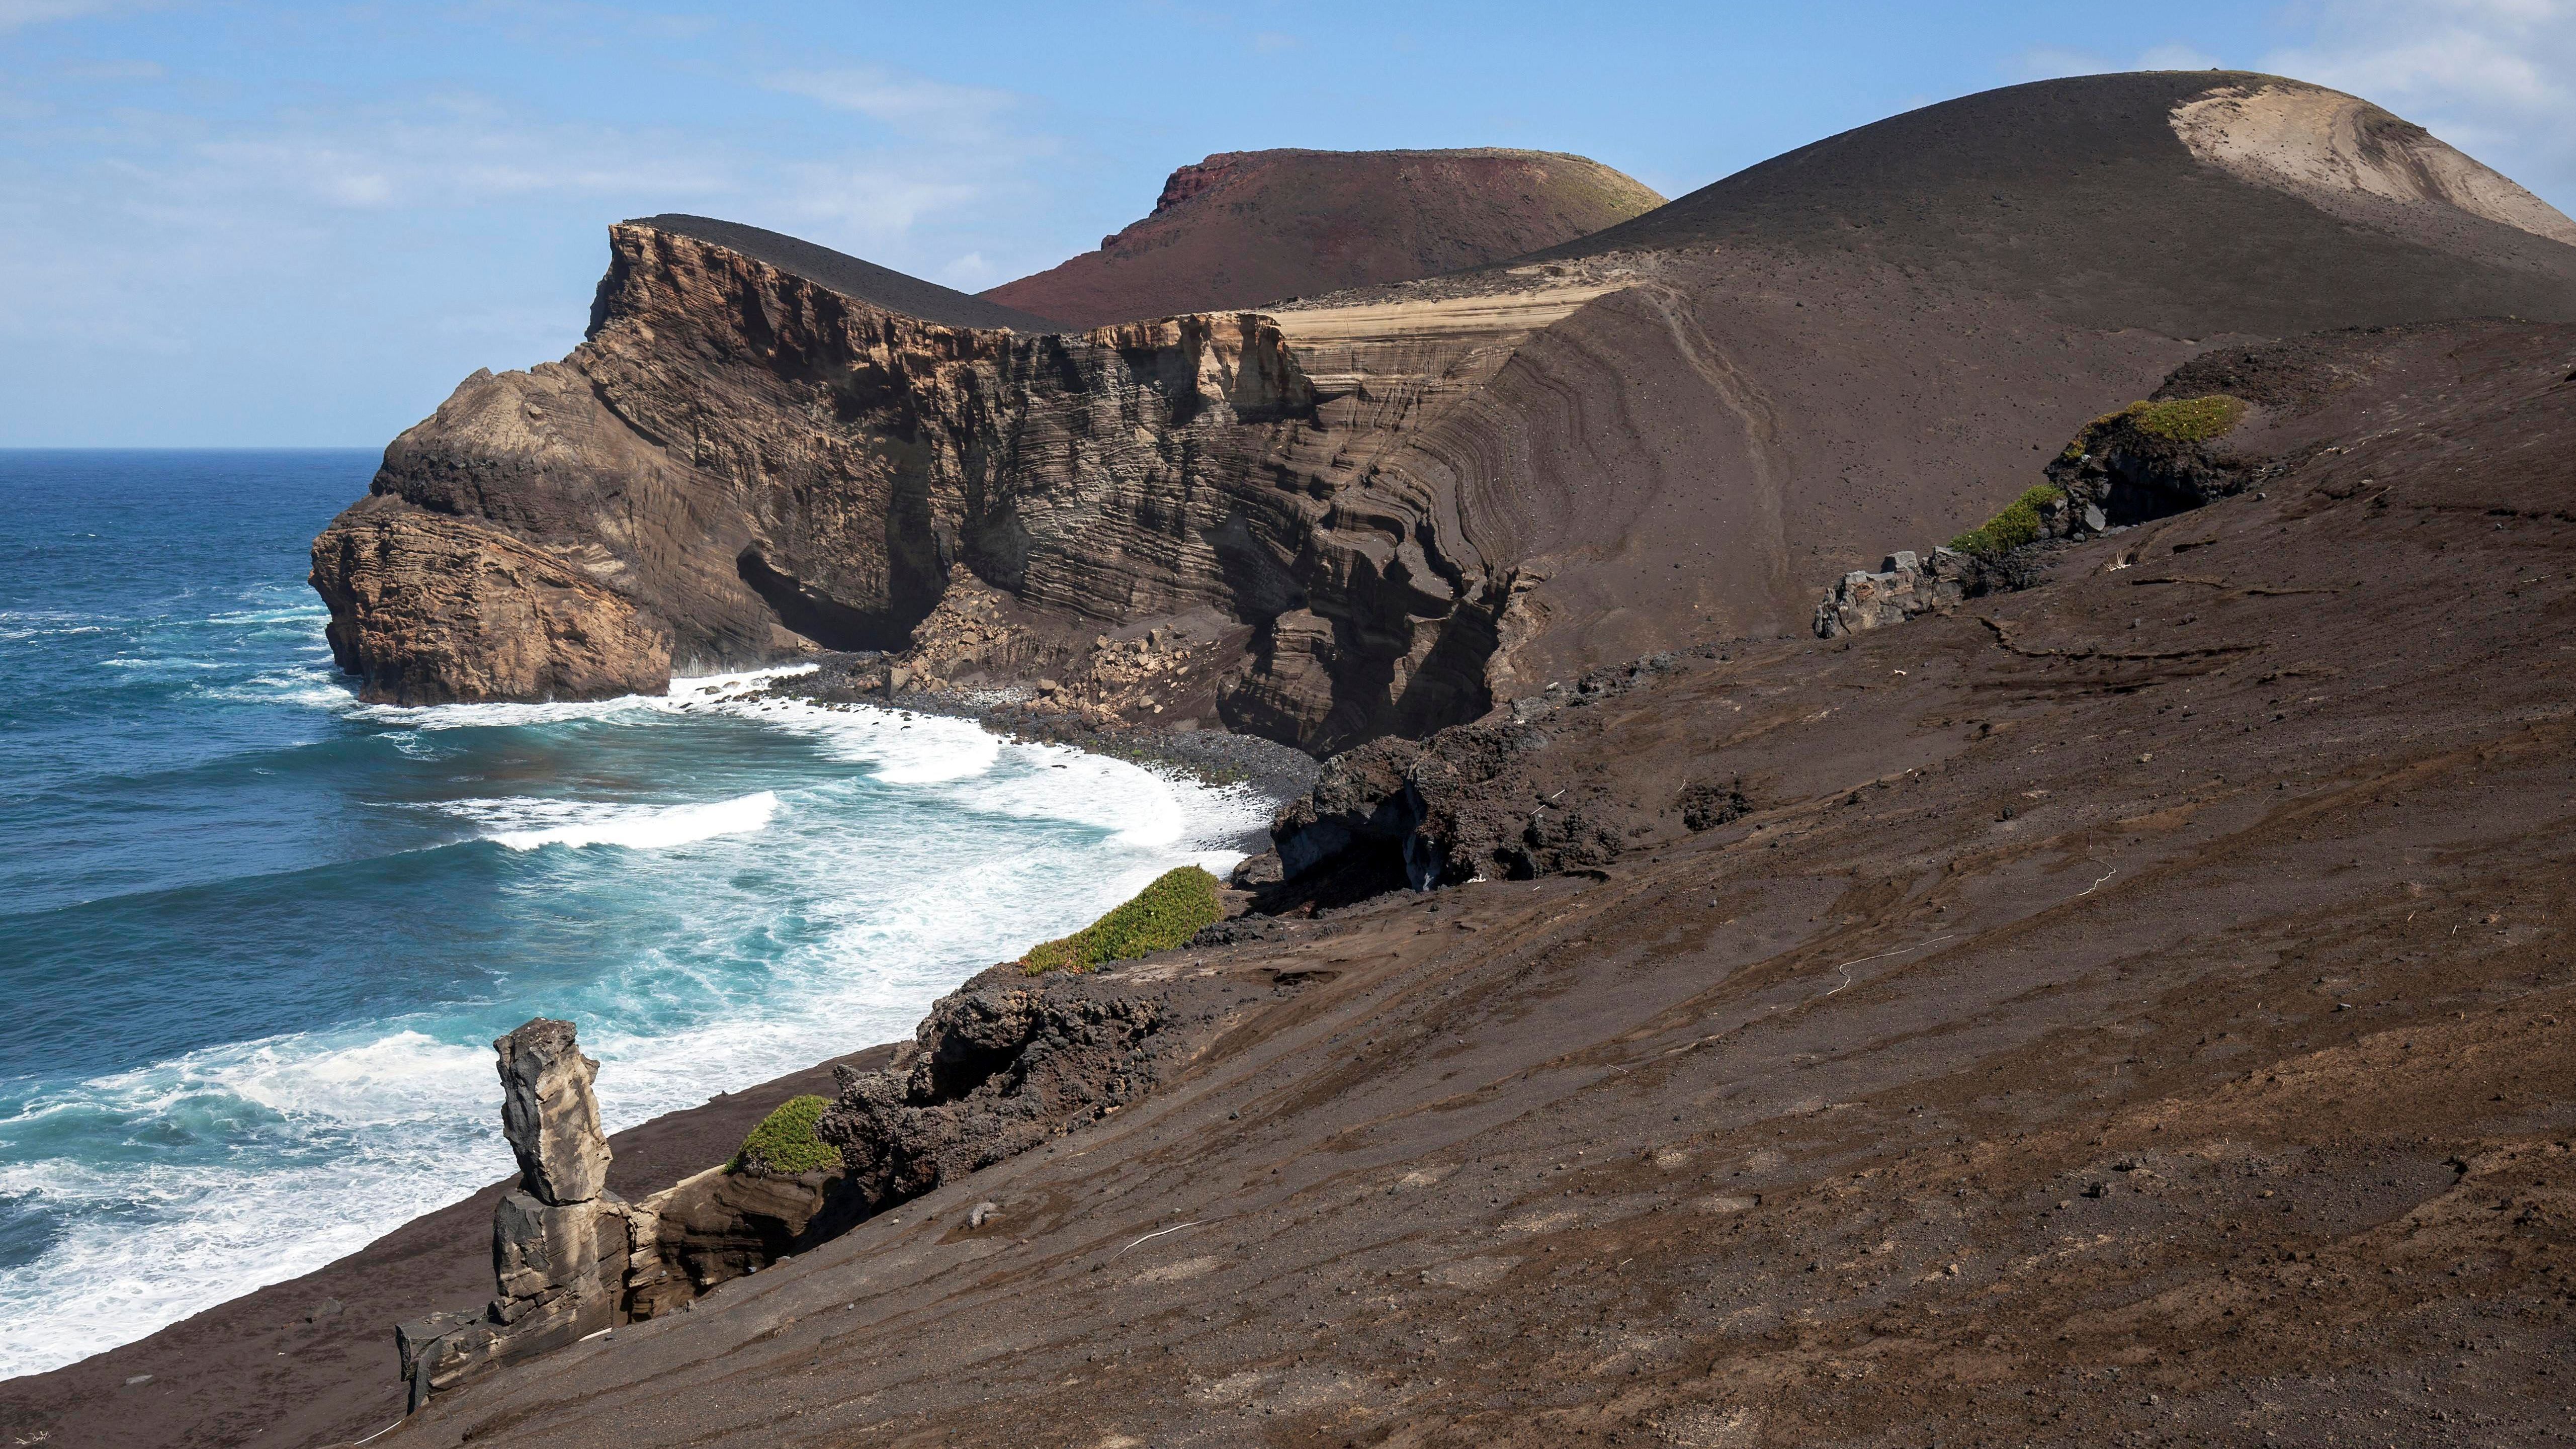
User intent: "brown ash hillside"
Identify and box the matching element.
[981,148,1664,327]
[1536,71,2576,334]
[350,318,2576,1449]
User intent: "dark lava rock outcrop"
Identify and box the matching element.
[980,147,1664,327]
[818,968,1190,1207]
[310,73,2576,750]
[1268,648,1697,891]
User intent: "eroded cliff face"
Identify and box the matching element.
[316,75,2576,750]
[313,221,1584,749]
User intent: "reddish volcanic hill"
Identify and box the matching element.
[979,148,1664,326]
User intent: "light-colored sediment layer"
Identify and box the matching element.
[1268,284,1621,349]
[1270,284,1621,401]
[2172,81,2576,246]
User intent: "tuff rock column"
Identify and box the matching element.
[398,1017,624,1411]
[490,1017,614,1315]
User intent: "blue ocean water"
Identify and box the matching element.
[0,451,1260,1379]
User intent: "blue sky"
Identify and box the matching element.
[4,1,2572,446]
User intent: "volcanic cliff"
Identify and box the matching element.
[309,73,2576,756]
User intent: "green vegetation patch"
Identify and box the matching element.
[1949,484,2066,557]
[2122,394,2247,442]
[2058,394,2248,464]
[1020,866,1222,975]
[727,1094,843,1176]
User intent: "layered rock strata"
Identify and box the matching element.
[314,219,1618,749]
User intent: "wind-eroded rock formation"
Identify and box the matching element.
[312,72,2576,753]
[399,1020,620,1408]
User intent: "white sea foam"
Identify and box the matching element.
[336,664,817,731]
[0,1028,510,1380]
[0,661,1271,1381]
[470,791,784,851]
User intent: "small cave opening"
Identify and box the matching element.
[736,547,925,652]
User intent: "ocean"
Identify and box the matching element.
[0,450,1263,1380]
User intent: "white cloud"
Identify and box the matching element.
[0,0,123,30]
[762,66,1019,145]
[933,251,999,288]
[126,98,741,216]
[778,162,986,241]
[2138,43,2222,71]
[2264,0,2576,210]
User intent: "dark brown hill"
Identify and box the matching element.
[979,148,1664,326]
[1536,71,2576,334]
[1289,72,2576,703]
[309,73,2576,757]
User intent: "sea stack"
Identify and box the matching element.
[397,1019,625,1411]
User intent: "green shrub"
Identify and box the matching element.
[2122,394,2246,442]
[1949,484,2066,557]
[1019,866,1222,975]
[727,1094,843,1176]
[2057,394,2247,465]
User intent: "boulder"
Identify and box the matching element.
[1812,547,1976,638]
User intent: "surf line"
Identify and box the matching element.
[1819,934,1955,999]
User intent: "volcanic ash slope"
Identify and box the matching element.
[381,316,2576,1448]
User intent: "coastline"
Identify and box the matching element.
[749,653,1322,850]
[0,707,1312,1449]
